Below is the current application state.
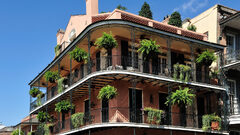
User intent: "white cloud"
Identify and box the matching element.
[174,0,208,12]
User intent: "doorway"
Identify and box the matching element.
[129,88,142,123]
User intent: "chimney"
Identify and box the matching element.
[56,29,65,45]
[162,15,170,24]
[86,0,98,16]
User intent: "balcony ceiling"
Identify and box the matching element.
[220,12,240,30]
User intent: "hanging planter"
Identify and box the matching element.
[44,71,59,83]
[143,107,164,124]
[202,113,221,131]
[138,39,160,60]
[37,111,50,123]
[55,100,74,113]
[97,85,117,100]
[69,47,89,63]
[71,112,85,128]
[165,87,195,106]
[55,44,61,57]
[95,32,118,51]
[196,49,216,66]
[29,88,40,98]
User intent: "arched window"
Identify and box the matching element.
[68,29,76,42]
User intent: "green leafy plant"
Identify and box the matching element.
[139,2,153,19]
[29,88,40,98]
[138,39,160,60]
[11,129,24,135]
[54,44,61,56]
[202,113,221,131]
[187,24,197,32]
[44,71,59,83]
[144,107,163,124]
[27,131,35,135]
[57,77,65,93]
[97,85,117,100]
[168,11,182,27]
[71,112,85,128]
[36,123,49,135]
[173,64,191,82]
[165,87,195,106]
[55,100,74,113]
[69,47,88,63]
[196,50,216,66]
[37,111,50,123]
[117,4,127,11]
[95,32,118,50]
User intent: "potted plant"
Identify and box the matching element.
[143,107,163,124]
[138,39,160,60]
[71,112,85,128]
[69,47,88,63]
[37,111,50,123]
[55,100,74,113]
[202,113,221,131]
[97,85,118,100]
[29,88,40,98]
[196,49,216,66]
[57,77,67,93]
[44,71,59,83]
[173,64,191,82]
[210,70,219,85]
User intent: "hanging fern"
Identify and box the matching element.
[196,49,216,66]
[44,71,59,83]
[29,88,40,98]
[37,111,50,123]
[55,100,74,113]
[95,32,118,50]
[97,85,117,100]
[165,87,195,106]
[144,107,163,124]
[69,47,88,63]
[138,39,160,60]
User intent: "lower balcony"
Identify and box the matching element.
[47,107,227,135]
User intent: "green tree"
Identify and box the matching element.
[168,11,182,27]
[139,2,153,19]
[187,24,197,32]
[117,4,127,11]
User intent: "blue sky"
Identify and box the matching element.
[0,0,238,126]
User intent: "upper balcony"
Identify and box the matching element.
[29,20,225,113]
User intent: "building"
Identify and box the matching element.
[28,0,228,135]
[0,124,14,135]
[182,4,240,135]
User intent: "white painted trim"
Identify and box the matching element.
[57,122,229,135]
[30,70,226,114]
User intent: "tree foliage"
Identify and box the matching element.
[139,2,153,19]
[117,4,127,11]
[168,11,182,27]
[187,24,197,32]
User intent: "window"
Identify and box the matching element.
[68,29,76,42]
[51,87,56,98]
[228,80,237,114]
[226,34,236,52]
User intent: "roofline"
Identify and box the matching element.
[28,19,225,86]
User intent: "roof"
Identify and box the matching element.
[220,11,240,25]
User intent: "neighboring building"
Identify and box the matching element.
[182,4,240,135]
[0,125,14,135]
[28,0,228,135]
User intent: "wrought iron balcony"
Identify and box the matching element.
[224,48,240,65]
[46,107,226,134]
